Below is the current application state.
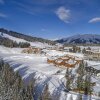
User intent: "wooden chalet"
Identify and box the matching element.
[22,46,43,54]
[47,55,82,68]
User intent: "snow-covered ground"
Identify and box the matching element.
[0,46,100,100]
[46,50,84,58]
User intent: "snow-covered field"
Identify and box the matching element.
[0,45,100,100]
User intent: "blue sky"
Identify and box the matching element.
[0,0,100,39]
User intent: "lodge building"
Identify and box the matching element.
[84,50,100,60]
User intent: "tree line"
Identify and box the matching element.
[0,36,30,48]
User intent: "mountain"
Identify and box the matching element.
[56,34,100,44]
[0,28,56,46]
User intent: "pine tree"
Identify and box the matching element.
[65,68,74,90]
[0,60,35,100]
[87,47,91,50]
[76,61,86,93]
[82,48,86,54]
[84,74,93,96]
[77,61,85,76]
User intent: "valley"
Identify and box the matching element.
[0,29,100,100]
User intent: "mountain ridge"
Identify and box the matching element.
[56,34,100,44]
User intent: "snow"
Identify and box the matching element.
[86,60,100,70]
[46,50,84,58]
[1,31,100,99]
[0,32,53,48]
[58,34,100,44]
[0,46,23,54]
[1,32,27,43]
[3,54,60,76]
[67,59,76,64]
[93,86,100,93]
[0,45,100,100]
[79,46,100,51]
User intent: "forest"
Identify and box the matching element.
[0,59,52,100]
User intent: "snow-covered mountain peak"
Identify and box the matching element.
[56,34,100,44]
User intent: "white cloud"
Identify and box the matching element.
[55,6,71,23]
[89,17,100,23]
[0,13,7,18]
[0,0,4,4]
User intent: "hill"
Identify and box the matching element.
[0,28,56,46]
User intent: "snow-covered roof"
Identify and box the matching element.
[67,59,76,64]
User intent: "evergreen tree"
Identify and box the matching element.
[82,48,86,54]
[0,60,35,100]
[84,74,93,96]
[65,68,74,90]
[77,61,85,76]
[76,61,86,93]
[87,47,91,50]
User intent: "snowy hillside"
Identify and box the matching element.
[0,32,54,48]
[0,46,100,100]
[56,34,100,44]
[0,28,56,46]
[0,32,27,43]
